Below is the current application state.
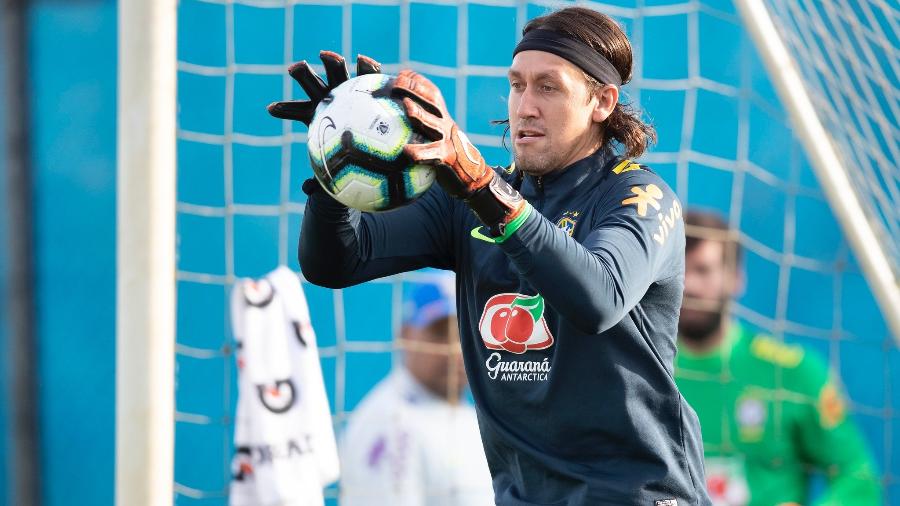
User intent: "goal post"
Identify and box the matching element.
[734,0,900,343]
[116,0,177,504]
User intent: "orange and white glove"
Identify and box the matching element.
[391,70,528,238]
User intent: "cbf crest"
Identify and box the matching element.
[556,210,580,237]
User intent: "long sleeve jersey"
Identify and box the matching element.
[675,323,882,506]
[300,147,711,505]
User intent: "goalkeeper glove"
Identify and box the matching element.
[267,51,382,125]
[391,70,528,238]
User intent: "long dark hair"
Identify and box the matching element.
[514,7,657,158]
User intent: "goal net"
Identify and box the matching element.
[145,0,899,503]
[756,0,900,274]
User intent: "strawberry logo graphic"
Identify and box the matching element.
[479,293,553,354]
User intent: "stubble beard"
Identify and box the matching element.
[513,145,561,176]
[678,298,728,346]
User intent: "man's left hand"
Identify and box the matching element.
[391,70,492,200]
[392,70,527,238]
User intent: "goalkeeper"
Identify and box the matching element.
[270,7,711,505]
[676,210,881,506]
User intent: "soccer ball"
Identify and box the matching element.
[306,73,436,212]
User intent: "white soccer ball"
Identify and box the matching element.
[307,73,436,212]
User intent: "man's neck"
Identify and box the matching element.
[554,137,604,174]
[522,141,607,179]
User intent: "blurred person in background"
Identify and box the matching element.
[675,210,881,506]
[339,274,494,506]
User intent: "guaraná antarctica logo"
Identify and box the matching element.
[479,293,554,382]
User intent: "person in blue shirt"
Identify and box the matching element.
[269,7,710,505]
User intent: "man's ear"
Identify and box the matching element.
[592,85,619,123]
[732,269,746,299]
[724,258,745,299]
[724,241,744,298]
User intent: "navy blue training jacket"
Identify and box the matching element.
[299,147,711,506]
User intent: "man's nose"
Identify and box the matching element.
[683,273,703,296]
[516,87,540,119]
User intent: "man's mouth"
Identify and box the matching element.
[515,129,545,144]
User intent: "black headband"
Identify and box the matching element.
[512,29,622,86]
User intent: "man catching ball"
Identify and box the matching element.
[270,7,710,505]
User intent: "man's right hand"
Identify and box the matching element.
[267,51,382,126]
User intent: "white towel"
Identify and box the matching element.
[230,266,340,506]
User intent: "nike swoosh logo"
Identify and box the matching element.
[317,116,337,183]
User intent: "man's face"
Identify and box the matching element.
[507,50,608,176]
[403,316,467,401]
[679,240,739,342]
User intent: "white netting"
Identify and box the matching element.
[173,0,898,503]
[762,0,900,274]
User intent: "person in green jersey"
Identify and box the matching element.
[675,210,882,506]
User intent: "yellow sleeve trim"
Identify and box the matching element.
[612,159,642,174]
[750,336,804,368]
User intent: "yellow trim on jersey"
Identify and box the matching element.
[750,335,804,368]
[612,159,642,174]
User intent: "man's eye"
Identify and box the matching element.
[540,84,555,92]
[510,82,523,91]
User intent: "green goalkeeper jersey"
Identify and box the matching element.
[675,323,881,506]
